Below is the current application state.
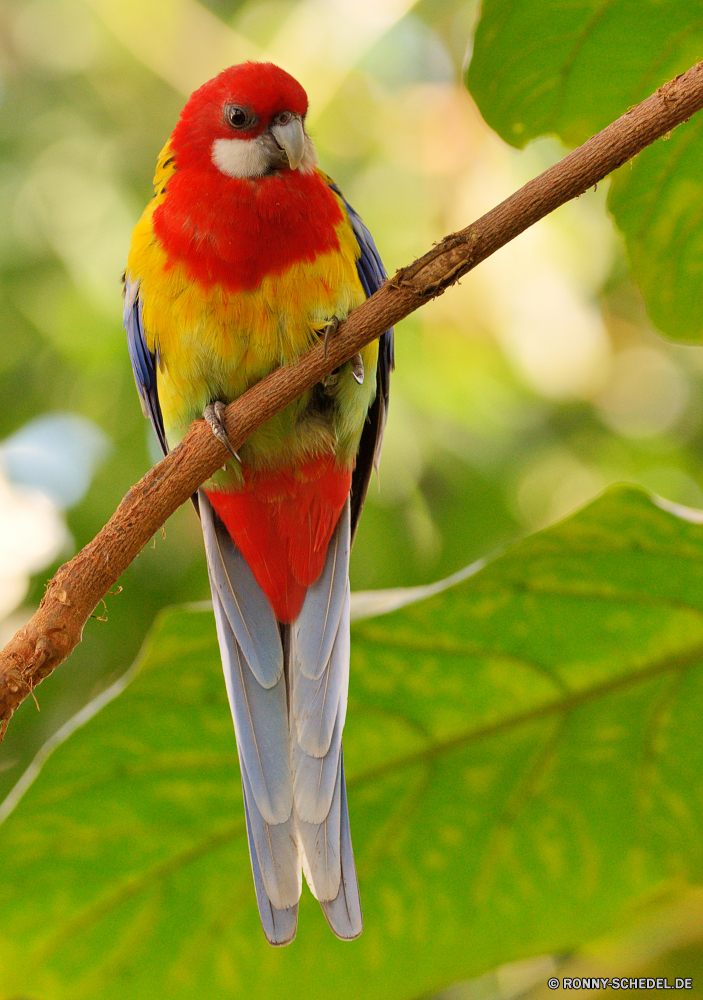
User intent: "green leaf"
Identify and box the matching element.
[3,484,703,999]
[607,117,703,342]
[466,0,703,342]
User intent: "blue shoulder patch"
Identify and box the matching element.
[123,275,168,457]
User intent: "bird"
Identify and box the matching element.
[122,61,393,946]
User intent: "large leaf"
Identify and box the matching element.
[466,0,703,342]
[3,485,703,999]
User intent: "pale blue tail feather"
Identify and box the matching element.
[319,756,363,939]
[202,493,292,826]
[291,610,349,757]
[200,491,361,943]
[294,507,350,680]
[241,763,301,909]
[290,501,362,936]
[291,502,351,757]
[211,602,291,825]
[296,753,343,901]
[244,796,299,947]
[292,702,343,823]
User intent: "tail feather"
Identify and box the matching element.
[319,756,363,940]
[295,754,343,901]
[202,493,292,825]
[294,507,350,680]
[202,493,283,688]
[241,763,301,909]
[291,508,351,758]
[244,797,299,947]
[292,706,342,823]
[213,607,291,824]
[291,609,349,757]
[290,501,361,930]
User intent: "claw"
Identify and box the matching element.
[204,401,240,462]
[322,316,340,358]
[350,353,364,384]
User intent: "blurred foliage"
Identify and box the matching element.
[0,0,210,799]
[3,0,703,995]
[5,486,703,998]
[467,0,703,342]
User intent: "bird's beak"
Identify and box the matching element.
[270,116,306,170]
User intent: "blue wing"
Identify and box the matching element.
[123,274,168,458]
[327,181,395,537]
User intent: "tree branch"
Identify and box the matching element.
[2,61,703,739]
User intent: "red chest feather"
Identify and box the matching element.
[153,168,344,291]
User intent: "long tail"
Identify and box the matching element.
[200,492,362,945]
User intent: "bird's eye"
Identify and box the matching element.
[274,111,293,126]
[224,105,255,130]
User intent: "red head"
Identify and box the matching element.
[153,62,343,291]
[169,62,316,178]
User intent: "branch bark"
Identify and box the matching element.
[3,60,703,738]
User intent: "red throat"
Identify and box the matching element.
[204,456,352,623]
[153,168,344,292]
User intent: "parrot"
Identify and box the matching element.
[123,61,393,946]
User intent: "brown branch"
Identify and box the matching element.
[2,61,703,739]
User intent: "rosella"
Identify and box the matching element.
[123,61,393,946]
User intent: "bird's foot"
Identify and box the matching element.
[321,316,340,358]
[204,401,240,461]
[321,352,365,393]
[317,318,362,383]
[350,353,364,384]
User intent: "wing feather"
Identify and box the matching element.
[123,275,168,457]
[326,180,395,538]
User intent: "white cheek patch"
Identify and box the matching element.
[211,132,320,178]
[211,137,270,178]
